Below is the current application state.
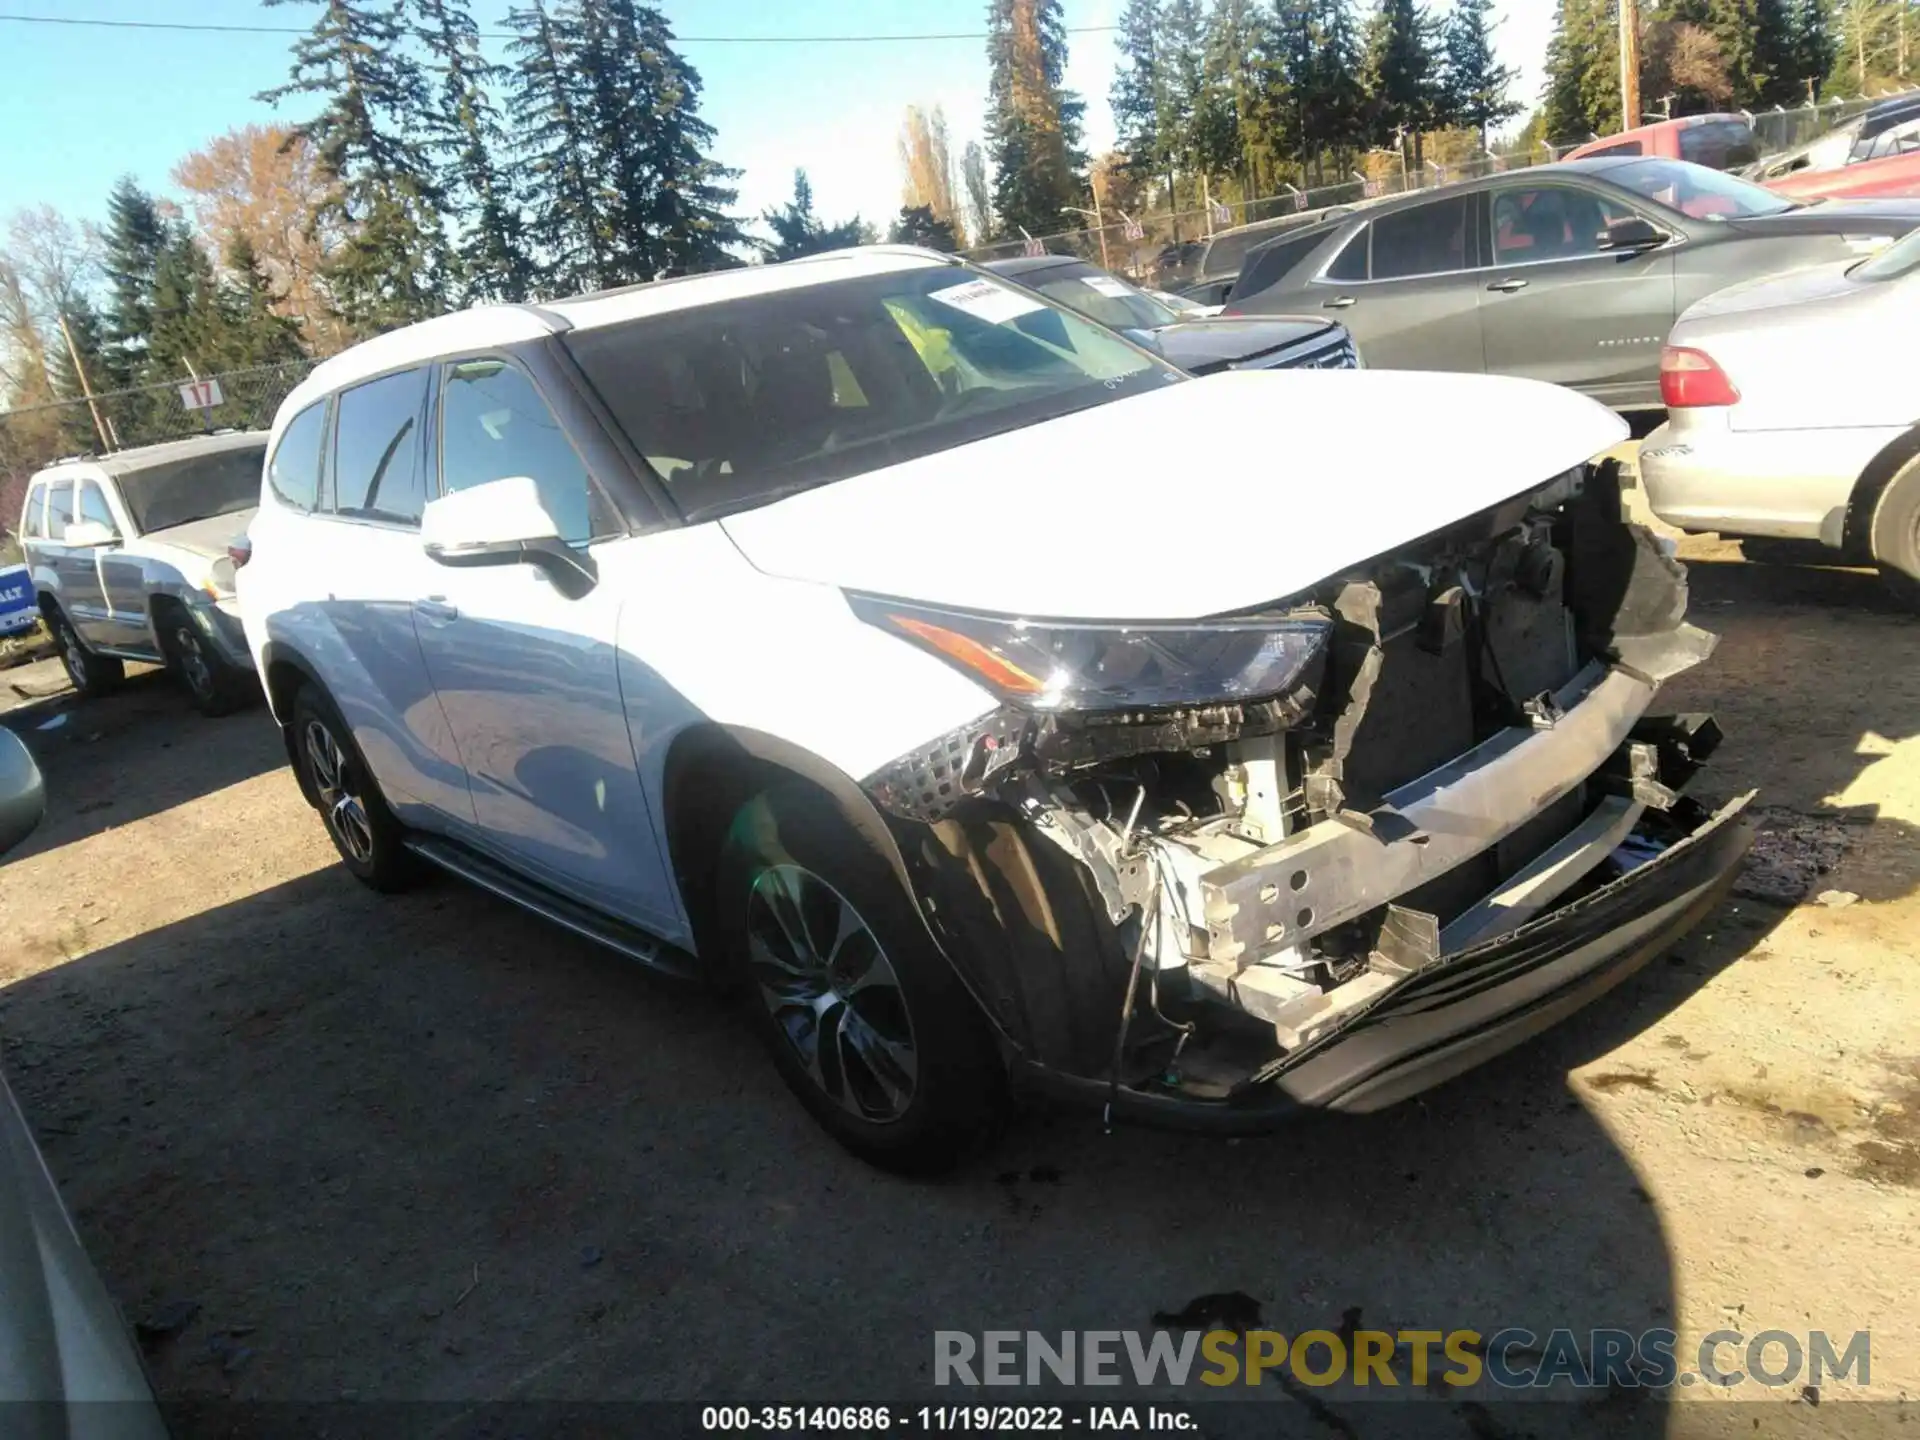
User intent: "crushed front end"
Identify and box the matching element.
[854,462,1755,1129]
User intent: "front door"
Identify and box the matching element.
[412,355,677,933]
[1308,192,1487,373]
[85,479,157,653]
[1477,182,1678,407]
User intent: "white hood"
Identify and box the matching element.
[720,370,1626,620]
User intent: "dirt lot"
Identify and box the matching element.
[2,540,1917,1438]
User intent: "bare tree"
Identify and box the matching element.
[171,124,349,353]
[898,105,964,243]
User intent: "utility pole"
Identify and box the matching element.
[1619,0,1642,137]
[56,311,117,454]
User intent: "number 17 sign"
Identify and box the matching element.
[179,377,225,411]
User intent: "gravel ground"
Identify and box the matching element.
[1,543,1916,1439]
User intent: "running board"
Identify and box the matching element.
[403,836,702,981]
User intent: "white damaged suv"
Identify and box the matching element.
[239,247,1754,1169]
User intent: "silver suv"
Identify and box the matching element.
[18,432,263,715]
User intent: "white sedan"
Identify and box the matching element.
[1637,227,1920,605]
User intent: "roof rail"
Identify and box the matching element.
[792,244,961,266]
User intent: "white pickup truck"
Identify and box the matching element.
[17,432,264,715]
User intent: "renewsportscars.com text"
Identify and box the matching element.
[934,1328,1870,1391]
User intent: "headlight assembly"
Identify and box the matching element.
[849,594,1332,712]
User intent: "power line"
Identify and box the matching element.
[0,10,1118,44]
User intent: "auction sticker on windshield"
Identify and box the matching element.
[929,279,1045,324]
[1082,275,1135,299]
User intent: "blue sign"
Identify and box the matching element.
[0,564,37,636]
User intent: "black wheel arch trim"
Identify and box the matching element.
[1842,419,1920,560]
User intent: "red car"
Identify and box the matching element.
[1562,113,1760,170]
[1765,150,1920,200]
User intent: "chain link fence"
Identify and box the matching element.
[1,359,317,533]
[961,96,1894,290]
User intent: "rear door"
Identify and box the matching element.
[1305,193,1487,372]
[1477,180,1677,407]
[41,480,113,646]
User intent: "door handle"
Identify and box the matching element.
[417,598,459,623]
[1322,295,1356,309]
[1486,277,1530,293]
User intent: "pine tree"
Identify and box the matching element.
[223,235,307,367]
[1792,0,1838,93]
[888,205,962,251]
[986,0,1089,239]
[1443,0,1522,146]
[258,0,449,333]
[99,178,167,386]
[1111,0,1173,183]
[146,224,225,379]
[1363,0,1441,158]
[407,0,533,303]
[504,0,606,293]
[1543,0,1621,140]
[760,171,870,261]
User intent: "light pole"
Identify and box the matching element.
[1063,203,1110,271]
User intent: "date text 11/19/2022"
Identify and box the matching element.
[700,1406,1197,1432]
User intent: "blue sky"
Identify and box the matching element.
[0,0,1551,240]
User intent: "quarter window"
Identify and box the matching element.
[270,400,328,512]
[439,359,597,546]
[21,485,46,540]
[332,369,429,526]
[46,481,75,542]
[1492,186,1632,263]
[77,481,118,536]
[1368,196,1473,279]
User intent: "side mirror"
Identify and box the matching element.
[0,727,46,858]
[421,475,597,600]
[1597,217,1669,252]
[62,520,117,548]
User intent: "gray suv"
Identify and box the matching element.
[18,432,264,714]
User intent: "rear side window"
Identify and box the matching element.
[439,359,600,546]
[1369,195,1473,279]
[20,485,46,540]
[1679,120,1758,170]
[46,481,75,541]
[332,369,429,526]
[270,401,327,511]
[1232,232,1329,301]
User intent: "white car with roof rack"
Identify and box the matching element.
[238,245,1753,1170]
[17,431,264,714]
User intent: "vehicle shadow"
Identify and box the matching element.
[0,552,1911,1437]
[0,668,281,859]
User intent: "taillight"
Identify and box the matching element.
[1659,345,1740,408]
[227,535,252,569]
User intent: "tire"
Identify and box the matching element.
[46,606,124,699]
[1870,457,1920,611]
[714,783,1005,1172]
[155,603,253,717]
[289,683,420,891]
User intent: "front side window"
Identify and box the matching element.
[116,444,267,533]
[270,400,328,511]
[1492,186,1633,263]
[77,481,119,537]
[20,485,46,540]
[332,369,429,526]
[1368,196,1473,279]
[1607,158,1796,220]
[46,481,75,542]
[439,359,598,546]
[564,266,1177,522]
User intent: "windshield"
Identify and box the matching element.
[1852,225,1920,280]
[115,444,265,533]
[1607,158,1798,219]
[564,266,1179,522]
[1025,263,1178,331]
